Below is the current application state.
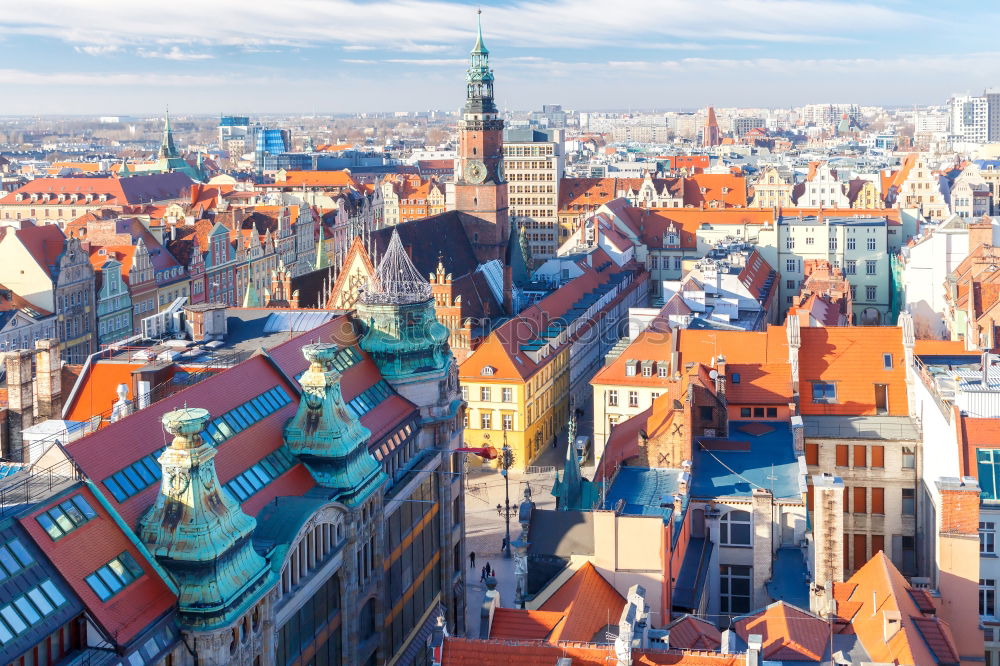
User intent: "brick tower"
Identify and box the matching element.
[455,11,510,264]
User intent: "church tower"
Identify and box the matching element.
[454,11,510,265]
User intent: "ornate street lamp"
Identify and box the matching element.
[500,429,515,559]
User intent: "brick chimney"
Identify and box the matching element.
[4,350,34,461]
[934,477,984,664]
[34,338,62,421]
[969,219,994,251]
[810,473,844,616]
[751,489,774,609]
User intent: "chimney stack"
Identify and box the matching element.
[4,350,34,461]
[934,477,985,663]
[34,338,62,421]
[746,634,762,666]
[810,474,845,616]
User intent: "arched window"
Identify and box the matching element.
[719,510,752,546]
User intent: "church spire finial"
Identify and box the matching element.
[159,105,179,159]
[472,8,488,55]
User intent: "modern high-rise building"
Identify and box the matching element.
[502,128,564,260]
[950,94,990,144]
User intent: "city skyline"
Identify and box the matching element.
[2,0,1000,114]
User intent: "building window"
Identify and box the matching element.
[845,260,857,275]
[480,412,491,430]
[811,381,837,403]
[641,365,652,377]
[847,237,856,250]
[608,390,618,407]
[866,285,877,301]
[982,522,996,555]
[699,406,713,421]
[719,510,752,546]
[628,391,639,408]
[867,237,877,251]
[740,407,752,418]
[786,237,794,250]
[866,260,877,275]
[805,237,814,245]
[36,494,97,540]
[983,579,996,618]
[785,259,797,273]
[85,552,143,601]
[786,279,796,290]
[502,414,513,431]
[720,565,752,615]
[658,365,668,378]
[883,353,893,370]
[901,488,915,515]
[502,387,512,402]
[625,364,636,377]
[902,447,915,469]
[461,386,468,401]
[829,237,837,251]
[480,387,491,402]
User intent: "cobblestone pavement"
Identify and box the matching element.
[460,393,596,635]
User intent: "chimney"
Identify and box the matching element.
[714,355,727,397]
[882,609,902,642]
[751,489,773,609]
[5,350,34,461]
[790,415,804,453]
[34,338,62,421]
[746,634,763,666]
[429,615,448,666]
[969,219,993,251]
[810,474,845,616]
[786,315,801,396]
[934,477,984,663]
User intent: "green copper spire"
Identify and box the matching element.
[283,344,386,505]
[551,402,598,511]
[159,107,179,159]
[465,10,496,114]
[472,9,488,55]
[138,407,273,630]
[315,221,329,270]
[242,278,260,307]
[119,158,131,178]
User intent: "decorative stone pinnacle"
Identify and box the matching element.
[162,407,210,450]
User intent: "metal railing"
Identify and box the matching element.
[0,456,81,519]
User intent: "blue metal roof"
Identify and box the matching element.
[603,467,681,519]
[690,421,801,500]
[766,547,810,609]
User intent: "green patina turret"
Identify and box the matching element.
[356,229,450,380]
[159,107,180,160]
[551,403,598,511]
[138,407,273,630]
[315,221,330,270]
[465,9,496,115]
[283,343,386,505]
[241,277,260,308]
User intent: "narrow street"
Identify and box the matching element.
[461,390,596,635]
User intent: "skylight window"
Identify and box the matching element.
[85,552,143,602]
[36,494,97,540]
[0,539,33,579]
[224,447,296,503]
[0,579,66,645]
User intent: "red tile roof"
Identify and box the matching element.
[489,608,565,640]
[665,616,722,650]
[19,484,176,645]
[13,221,66,279]
[441,638,741,665]
[683,174,747,207]
[733,602,829,662]
[725,363,792,405]
[798,327,908,416]
[539,562,627,643]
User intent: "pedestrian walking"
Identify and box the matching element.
[469,551,476,569]
[480,565,487,582]
[485,562,493,577]
[552,435,557,449]
[496,503,502,517]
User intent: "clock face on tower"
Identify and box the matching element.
[465,160,487,184]
[495,158,505,184]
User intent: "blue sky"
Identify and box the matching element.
[1,0,999,115]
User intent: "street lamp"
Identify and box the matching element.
[499,429,515,559]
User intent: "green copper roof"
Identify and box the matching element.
[315,222,330,270]
[158,108,179,160]
[283,344,386,505]
[471,10,489,55]
[242,278,260,308]
[138,407,273,630]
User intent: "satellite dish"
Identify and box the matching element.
[709,369,719,380]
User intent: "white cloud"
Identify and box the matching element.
[0,0,926,54]
[0,69,225,86]
[73,45,120,55]
[137,46,213,60]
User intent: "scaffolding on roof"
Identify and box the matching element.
[363,229,432,305]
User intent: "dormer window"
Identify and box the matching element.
[722,187,730,194]
[625,360,637,377]
[700,187,707,194]
[481,366,495,376]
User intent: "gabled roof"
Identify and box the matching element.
[19,483,177,646]
[539,562,626,642]
[267,170,358,188]
[725,363,792,405]
[733,601,828,662]
[488,609,565,641]
[835,551,959,666]
[12,222,66,280]
[683,174,748,207]
[665,615,722,650]
[0,173,192,206]
[798,326,908,416]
